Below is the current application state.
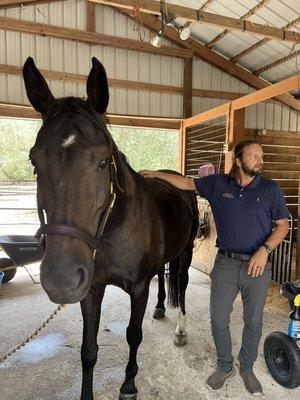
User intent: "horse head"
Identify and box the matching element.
[23,57,117,304]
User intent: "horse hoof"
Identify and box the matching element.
[174,334,188,347]
[119,392,137,400]
[153,308,165,319]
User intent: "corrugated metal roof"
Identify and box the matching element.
[171,0,300,83]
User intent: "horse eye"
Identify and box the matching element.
[97,159,109,171]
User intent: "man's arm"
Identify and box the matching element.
[139,169,196,191]
[247,218,289,277]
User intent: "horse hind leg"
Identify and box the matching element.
[153,265,166,319]
[173,246,193,347]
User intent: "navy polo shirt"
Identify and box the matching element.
[194,174,289,254]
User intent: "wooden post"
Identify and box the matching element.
[183,58,192,118]
[178,121,187,175]
[224,107,245,173]
[296,173,300,279]
[87,1,96,32]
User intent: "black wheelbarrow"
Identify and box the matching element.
[0,235,44,283]
[264,280,300,389]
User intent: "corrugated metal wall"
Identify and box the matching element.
[0,0,299,129]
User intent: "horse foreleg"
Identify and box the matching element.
[153,265,166,319]
[174,248,191,347]
[80,285,106,400]
[119,284,150,400]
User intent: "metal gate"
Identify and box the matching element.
[272,214,294,284]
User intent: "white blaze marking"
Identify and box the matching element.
[175,310,187,336]
[62,134,76,148]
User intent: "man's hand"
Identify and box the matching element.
[247,247,269,277]
[138,169,159,179]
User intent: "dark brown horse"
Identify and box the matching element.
[23,57,198,400]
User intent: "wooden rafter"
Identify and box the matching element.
[0,16,193,58]
[198,0,214,11]
[231,16,300,63]
[90,0,300,43]
[206,0,272,48]
[126,12,300,112]
[0,62,249,100]
[254,49,300,76]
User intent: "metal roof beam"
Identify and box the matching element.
[254,49,300,75]
[206,0,272,48]
[231,16,300,62]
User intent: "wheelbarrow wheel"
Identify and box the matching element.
[264,331,300,388]
[0,257,17,283]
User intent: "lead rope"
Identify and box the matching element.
[0,303,66,363]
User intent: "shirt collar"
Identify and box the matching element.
[229,175,262,189]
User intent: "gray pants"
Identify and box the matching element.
[210,252,271,373]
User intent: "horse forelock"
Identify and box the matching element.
[37,97,112,148]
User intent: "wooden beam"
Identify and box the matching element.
[206,0,272,48]
[91,0,300,43]
[183,103,230,129]
[231,75,300,110]
[134,13,300,112]
[246,129,300,140]
[225,107,245,173]
[87,0,96,32]
[183,58,192,118]
[231,16,300,63]
[184,75,300,130]
[0,0,61,9]
[178,121,186,174]
[0,103,182,129]
[254,50,300,75]
[0,63,254,100]
[0,16,193,59]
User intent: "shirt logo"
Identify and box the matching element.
[257,197,260,202]
[222,192,234,199]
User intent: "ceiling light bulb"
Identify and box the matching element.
[150,35,162,48]
[150,28,164,48]
[179,26,191,40]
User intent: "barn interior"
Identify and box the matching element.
[0,1,299,399]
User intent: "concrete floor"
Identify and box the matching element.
[0,265,299,400]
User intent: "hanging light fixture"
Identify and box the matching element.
[178,22,191,40]
[150,27,164,48]
[150,1,192,47]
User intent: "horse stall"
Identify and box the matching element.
[0,1,300,400]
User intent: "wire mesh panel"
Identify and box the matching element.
[185,116,227,177]
[272,215,294,284]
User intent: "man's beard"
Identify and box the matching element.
[240,160,263,177]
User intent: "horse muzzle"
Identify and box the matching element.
[40,256,93,304]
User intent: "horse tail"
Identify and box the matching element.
[167,258,180,308]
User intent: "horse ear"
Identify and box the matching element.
[87,57,109,114]
[23,57,55,114]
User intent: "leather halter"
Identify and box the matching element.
[35,156,117,252]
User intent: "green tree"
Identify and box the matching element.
[0,119,41,182]
[0,119,178,182]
